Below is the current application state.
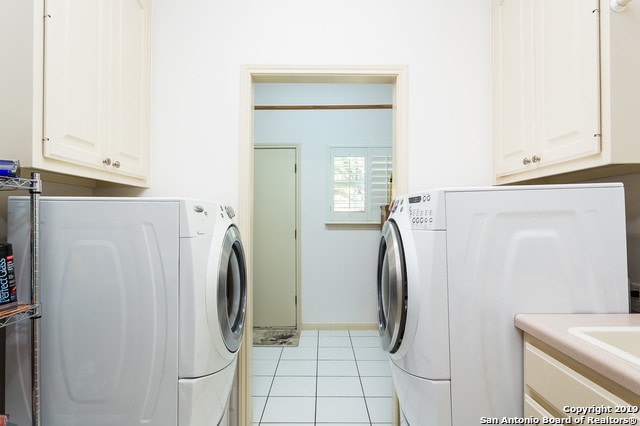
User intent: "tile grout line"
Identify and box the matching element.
[350,330,374,426]
[260,346,282,425]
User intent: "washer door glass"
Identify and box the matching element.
[217,224,247,353]
[377,218,407,353]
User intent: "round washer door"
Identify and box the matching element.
[217,224,247,353]
[377,218,408,353]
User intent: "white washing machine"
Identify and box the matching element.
[377,183,630,425]
[5,197,247,425]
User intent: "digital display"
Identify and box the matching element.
[408,195,422,204]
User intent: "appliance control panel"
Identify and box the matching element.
[180,199,217,238]
[406,191,446,230]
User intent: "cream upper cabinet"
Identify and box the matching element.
[493,0,640,184]
[1,0,150,187]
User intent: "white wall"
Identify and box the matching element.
[100,0,493,203]
[0,0,492,319]
[100,0,494,325]
[254,83,392,325]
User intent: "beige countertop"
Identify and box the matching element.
[515,313,640,395]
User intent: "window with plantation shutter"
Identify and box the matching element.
[369,147,393,218]
[328,146,392,223]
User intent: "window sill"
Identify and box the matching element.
[324,221,382,230]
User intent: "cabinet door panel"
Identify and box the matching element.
[493,0,535,177]
[535,0,600,165]
[43,0,108,169]
[109,0,150,178]
[525,342,640,421]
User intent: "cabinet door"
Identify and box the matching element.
[493,0,601,179]
[109,0,150,179]
[525,341,640,421]
[534,0,600,166]
[43,0,150,180]
[492,0,535,177]
[43,0,108,170]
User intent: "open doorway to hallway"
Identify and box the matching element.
[252,83,393,333]
[237,65,409,426]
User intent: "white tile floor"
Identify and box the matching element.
[252,329,393,425]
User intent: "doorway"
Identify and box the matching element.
[237,65,409,426]
[252,146,300,329]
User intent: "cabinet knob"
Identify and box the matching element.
[113,161,120,169]
[532,155,541,163]
[103,158,112,166]
[522,157,531,166]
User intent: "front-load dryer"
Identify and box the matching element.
[377,183,630,425]
[5,197,247,426]
[377,190,451,425]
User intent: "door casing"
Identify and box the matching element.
[237,65,409,426]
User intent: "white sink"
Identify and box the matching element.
[568,327,640,366]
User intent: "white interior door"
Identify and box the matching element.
[253,146,298,328]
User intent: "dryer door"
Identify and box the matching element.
[217,224,247,353]
[377,218,408,353]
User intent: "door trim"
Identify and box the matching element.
[237,65,409,426]
[253,145,301,330]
